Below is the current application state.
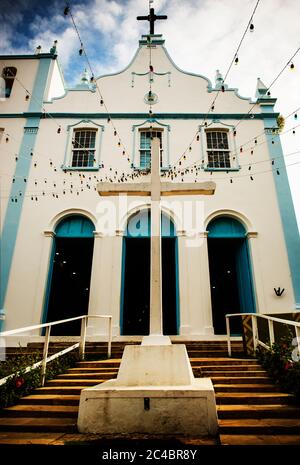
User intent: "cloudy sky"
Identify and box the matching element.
[1,0,300,228]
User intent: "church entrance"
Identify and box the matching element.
[44,215,94,335]
[121,210,179,336]
[207,217,256,334]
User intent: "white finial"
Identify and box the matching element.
[35,45,42,54]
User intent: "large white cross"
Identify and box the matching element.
[98,138,215,336]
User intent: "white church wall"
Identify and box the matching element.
[0,59,39,114]
[1,39,298,337]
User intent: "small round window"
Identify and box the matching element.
[144,91,158,105]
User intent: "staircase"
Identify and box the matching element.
[0,340,300,445]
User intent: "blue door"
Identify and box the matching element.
[207,217,256,334]
[121,210,180,335]
[43,215,95,335]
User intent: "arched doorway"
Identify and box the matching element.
[44,215,94,335]
[207,216,256,334]
[121,210,179,336]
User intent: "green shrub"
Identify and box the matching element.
[256,334,300,401]
[0,348,79,409]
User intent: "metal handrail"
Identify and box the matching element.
[226,312,300,357]
[0,314,112,386]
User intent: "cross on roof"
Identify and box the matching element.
[137,7,167,35]
[98,138,216,337]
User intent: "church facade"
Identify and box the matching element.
[1,34,300,340]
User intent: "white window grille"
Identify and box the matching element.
[72,129,96,168]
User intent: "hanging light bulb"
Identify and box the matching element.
[100,99,104,105]
[250,176,254,180]
[57,127,61,134]
[221,85,225,92]
[64,6,70,15]
[196,134,200,141]
[79,45,83,56]
[5,137,9,143]
[235,56,239,65]
[290,62,295,70]
[294,113,298,119]
[249,23,254,32]
[211,104,215,111]
[25,94,30,101]
[107,116,111,123]
[240,147,243,153]
[233,130,236,136]
[149,65,154,72]
[277,170,280,175]
[114,130,117,136]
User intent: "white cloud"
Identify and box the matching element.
[1,0,300,226]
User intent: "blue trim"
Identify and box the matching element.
[131,119,170,169]
[0,112,280,120]
[175,237,180,334]
[236,240,256,313]
[120,237,126,334]
[28,58,52,113]
[41,239,56,326]
[207,217,246,238]
[55,215,94,238]
[264,119,300,304]
[0,57,52,311]
[62,120,104,171]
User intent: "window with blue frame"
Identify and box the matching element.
[206,130,231,169]
[139,130,163,169]
[72,129,96,168]
[2,67,17,98]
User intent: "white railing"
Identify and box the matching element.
[0,314,112,386]
[226,312,300,357]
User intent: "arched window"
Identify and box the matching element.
[2,67,17,98]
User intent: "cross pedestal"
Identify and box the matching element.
[77,138,218,436]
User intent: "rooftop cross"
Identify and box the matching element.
[137,7,167,35]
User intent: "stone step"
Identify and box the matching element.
[189,358,258,365]
[0,405,78,418]
[196,370,267,377]
[46,379,105,387]
[0,417,77,432]
[214,384,278,393]
[216,392,294,405]
[66,367,118,374]
[34,386,86,395]
[219,418,300,434]
[210,377,270,384]
[19,395,80,406]
[76,360,121,367]
[217,404,300,419]
[193,364,261,371]
[220,434,300,445]
[57,372,117,379]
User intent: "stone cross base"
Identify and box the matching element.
[77,345,218,436]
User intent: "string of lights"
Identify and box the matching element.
[234,45,300,131]
[2,153,300,203]
[64,2,131,166]
[170,0,261,169]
